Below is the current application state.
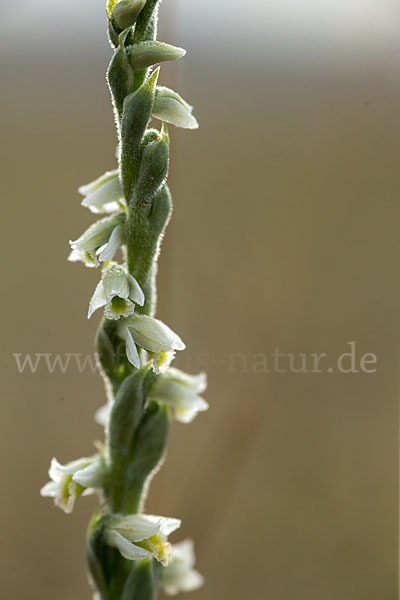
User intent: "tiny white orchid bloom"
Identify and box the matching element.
[161,540,204,596]
[118,314,185,370]
[40,455,104,514]
[148,368,208,423]
[153,87,198,130]
[88,262,144,320]
[105,514,181,566]
[79,170,126,214]
[69,213,126,266]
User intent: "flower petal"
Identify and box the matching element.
[119,323,141,368]
[88,281,107,319]
[98,224,126,262]
[114,514,161,542]
[127,274,145,306]
[102,264,130,300]
[105,530,153,561]
[73,460,104,488]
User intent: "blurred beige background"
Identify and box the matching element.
[1,1,399,598]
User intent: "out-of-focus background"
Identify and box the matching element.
[1,1,400,598]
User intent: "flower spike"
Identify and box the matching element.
[43,2,207,599]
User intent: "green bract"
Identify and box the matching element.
[42,2,206,599]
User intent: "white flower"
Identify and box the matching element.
[161,540,204,596]
[88,263,144,320]
[69,213,126,266]
[104,514,181,566]
[79,170,126,214]
[148,368,208,423]
[40,455,104,514]
[118,315,185,370]
[153,87,198,130]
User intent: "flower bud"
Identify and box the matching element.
[108,0,146,31]
[127,41,186,71]
[107,30,134,120]
[153,87,198,130]
[135,123,169,202]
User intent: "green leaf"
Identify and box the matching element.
[127,183,172,315]
[109,397,169,514]
[133,0,161,43]
[109,370,147,463]
[120,69,159,202]
[121,559,162,600]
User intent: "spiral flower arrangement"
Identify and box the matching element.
[41,2,207,598]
